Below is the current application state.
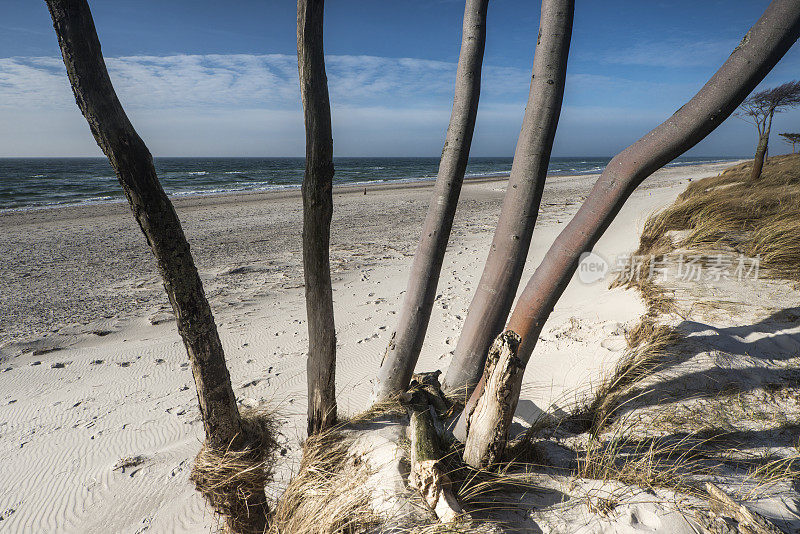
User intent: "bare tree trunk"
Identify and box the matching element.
[751,110,774,180]
[461,331,522,467]
[752,135,769,179]
[46,0,242,451]
[460,0,800,457]
[46,3,270,530]
[443,0,574,398]
[298,0,337,435]
[372,0,489,402]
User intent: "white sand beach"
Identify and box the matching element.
[0,161,751,532]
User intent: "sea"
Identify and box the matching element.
[0,156,740,212]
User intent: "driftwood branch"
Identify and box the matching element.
[700,482,784,534]
[402,374,467,524]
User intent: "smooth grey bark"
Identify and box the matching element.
[298,0,337,435]
[460,0,800,457]
[45,0,243,451]
[372,0,489,402]
[443,0,574,398]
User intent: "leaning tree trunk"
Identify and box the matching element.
[298,0,337,435]
[460,0,800,468]
[46,0,242,452]
[372,0,489,402]
[751,110,774,180]
[46,2,269,530]
[443,0,574,398]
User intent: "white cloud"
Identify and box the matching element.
[0,52,537,155]
[2,50,778,157]
[0,53,535,112]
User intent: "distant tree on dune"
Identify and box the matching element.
[373,0,490,402]
[780,132,800,152]
[297,0,338,435]
[739,80,800,180]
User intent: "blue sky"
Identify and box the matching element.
[1,0,799,157]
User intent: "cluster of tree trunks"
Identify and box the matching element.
[458,0,800,466]
[44,0,800,530]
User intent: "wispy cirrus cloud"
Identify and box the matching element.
[0,53,531,113]
[0,51,775,157]
[601,37,739,68]
[0,53,530,155]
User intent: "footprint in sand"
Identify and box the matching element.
[601,338,627,352]
[0,507,16,521]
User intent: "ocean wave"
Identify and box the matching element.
[1,157,742,211]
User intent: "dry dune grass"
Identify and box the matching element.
[636,153,800,284]
[567,155,800,508]
[587,153,800,443]
[582,318,682,435]
[267,410,484,533]
[191,407,280,534]
[575,385,800,506]
[268,425,381,534]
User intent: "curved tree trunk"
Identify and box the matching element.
[372,0,489,402]
[751,110,774,180]
[443,0,574,398]
[298,0,337,435]
[460,0,800,467]
[46,0,242,451]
